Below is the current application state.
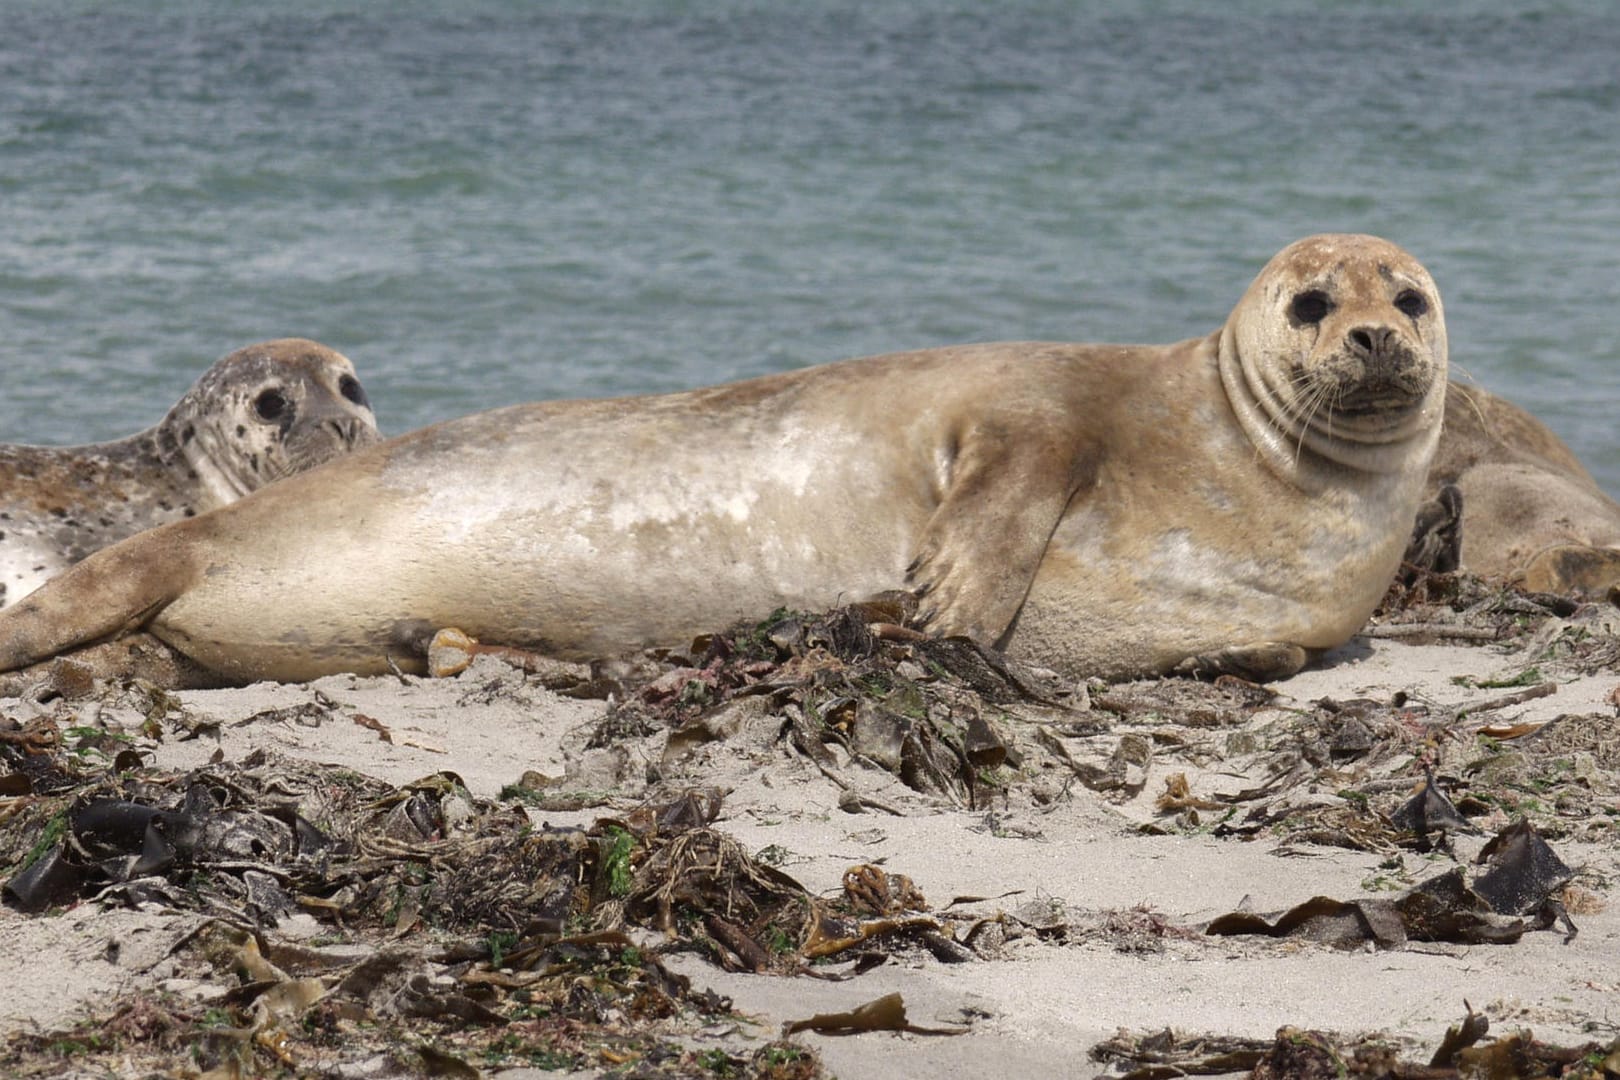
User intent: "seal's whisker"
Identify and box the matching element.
[1293,382,1336,466]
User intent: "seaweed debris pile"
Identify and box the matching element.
[0,736,847,1076]
[1,575,1618,1078]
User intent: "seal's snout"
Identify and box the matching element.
[1336,323,1429,413]
[321,417,377,451]
[1346,325,1399,362]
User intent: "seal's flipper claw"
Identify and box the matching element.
[1403,483,1463,578]
[1173,642,1312,683]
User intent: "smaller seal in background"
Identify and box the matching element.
[1412,382,1620,594]
[0,338,379,607]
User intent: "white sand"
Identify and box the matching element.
[3,632,1616,1077]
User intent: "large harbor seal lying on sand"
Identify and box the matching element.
[0,235,1447,685]
[1416,383,1620,593]
[0,339,379,608]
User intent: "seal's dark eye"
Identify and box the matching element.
[1290,290,1333,325]
[1394,290,1429,318]
[338,375,369,408]
[254,389,289,422]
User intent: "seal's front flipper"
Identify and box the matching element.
[906,421,1091,646]
[0,526,194,675]
[1403,483,1463,578]
[1174,642,1312,683]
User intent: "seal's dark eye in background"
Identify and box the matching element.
[255,389,289,421]
[339,375,369,408]
[1394,290,1429,318]
[1290,290,1332,325]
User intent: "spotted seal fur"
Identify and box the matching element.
[0,338,378,607]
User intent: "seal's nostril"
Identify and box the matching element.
[1347,326,1399,359]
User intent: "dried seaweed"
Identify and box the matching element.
[1204,820,1577,948]
[0,752,838,1077]
[0,726,977,1078]
[587,603,1071,805]
[1096,1017,1620,1080]
[782,992,967,1037]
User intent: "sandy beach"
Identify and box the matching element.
[2,586,1618,1078]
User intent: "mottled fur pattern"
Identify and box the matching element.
[0,339,378,607]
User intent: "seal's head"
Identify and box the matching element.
[167,338,381,504]
[1220,233,1448,481]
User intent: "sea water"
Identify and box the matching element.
[2,0,1617,491]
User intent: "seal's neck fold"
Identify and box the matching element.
[1217,324,1441,494]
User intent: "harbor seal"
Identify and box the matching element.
[0,234,1447,685]
[0,338,379,608]
[1410,382,1620,594]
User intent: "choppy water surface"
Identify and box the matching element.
[2,1,1617,489]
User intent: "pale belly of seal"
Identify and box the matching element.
[1009,402,1418,678]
